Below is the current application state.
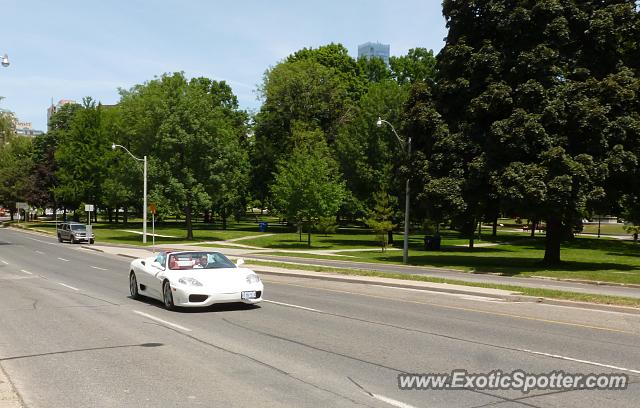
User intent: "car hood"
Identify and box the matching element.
[170,268,257,292]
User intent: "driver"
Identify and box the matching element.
[194,255,208,269]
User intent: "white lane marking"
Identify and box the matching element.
[371,285,502,302]
[133,310,192,332]
[35,250,45,255]
[57,282,79,291]
[89,266,108,271]
[19,269,33,275]
[27,237,52,244]
[517,348,640,375]
[371,394,417,408]
[0,259,8,265]
[57,257,70,262]
[263,300,323,313]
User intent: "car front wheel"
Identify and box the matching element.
[129,272,139,299]
[163,281,175,310]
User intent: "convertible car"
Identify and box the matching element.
[128,250,263,310]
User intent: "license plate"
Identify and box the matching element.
[241,291,257,299]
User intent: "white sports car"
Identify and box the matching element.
[128,250,263,310]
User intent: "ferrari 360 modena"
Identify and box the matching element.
[128,250,263,310]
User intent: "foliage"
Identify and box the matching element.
[0,136,33,218]
[270,130,346,246]
[366,189,396,252]
[316,216,338,236]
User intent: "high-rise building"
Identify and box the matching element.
[47,99,76,129]
[358,42,390,65]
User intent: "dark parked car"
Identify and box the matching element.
[57,222,95,244]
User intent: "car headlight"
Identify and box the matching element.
[246,274,261,284]
[178,277,203,286]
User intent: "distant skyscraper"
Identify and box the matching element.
[358,42,390,65]
[47,99,76,129]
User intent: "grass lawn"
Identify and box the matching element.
[260,235,640,285]
[14,219,279,246]
[580,223,629,236]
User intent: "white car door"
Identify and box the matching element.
[139,253,166,299]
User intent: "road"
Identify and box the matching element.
[0,227,639,407]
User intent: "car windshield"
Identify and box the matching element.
[70,225,86,230]
[167,252,236,270]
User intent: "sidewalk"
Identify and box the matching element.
[0,363,23,408]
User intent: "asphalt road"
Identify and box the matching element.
[246,254,640,298]
[1,228,639,408]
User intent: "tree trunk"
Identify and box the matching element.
[530,220,536,238]
[185,204,194,240]
[221,209,227,230]
[307,226,311,248]
[477,221,482,242]
[108,208,113,224]
[388,230,394,245]
[543,218,562,265]
[634,233,638,243]
[123,207,128,224]
[115,207,119,224]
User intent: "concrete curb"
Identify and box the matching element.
[0,363,24,408]
[255,269,640,315]
[255,269,520,301]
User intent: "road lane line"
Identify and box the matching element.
[89,266,108,271]
[371,393,417,408]
[133,311,192,332]
[57,283,79,291]
[263,300,323,313]
[27,237,52,244]
[57,257,70,262]
[19,269,33,275]
[0,259,8,265]
[370,285,503,302]
[267,281,635,334]
[35,250,45,254]
[516,348,640,375]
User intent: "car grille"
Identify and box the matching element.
[189,294,209,303]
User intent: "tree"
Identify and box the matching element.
[270,130,346,247]
[0,137,33,220]
[425,0,640,264]
[366,190,396,252]
[0,106,16,146]
[390,48,437,85]
[54,98,110,219]
[118,73,248,239]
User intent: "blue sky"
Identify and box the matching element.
[0,0,447,131]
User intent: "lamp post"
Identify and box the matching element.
[1,54,9,68]
[376,117,411,264]
[112,143,147,244]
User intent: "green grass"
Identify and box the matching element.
[580,223,629,236]
[13,219,277,246]
[245,259,640,307]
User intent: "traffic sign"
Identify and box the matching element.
[149,203,157,214]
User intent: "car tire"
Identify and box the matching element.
[90,239,95,244]
[163,281,175,310]
[71,235,77,244]
[129,272,139,299]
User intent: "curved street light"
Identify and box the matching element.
[1,54,9,68]
[376,117,411,264]
[112,143,148,244]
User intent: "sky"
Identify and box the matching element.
[0,0,448,131]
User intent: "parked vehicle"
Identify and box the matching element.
[57,222,95,244]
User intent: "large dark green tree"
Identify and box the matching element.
[422,0,640,263]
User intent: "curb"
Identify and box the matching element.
[255,269,640,315]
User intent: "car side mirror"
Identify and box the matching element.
[236,258,244,267]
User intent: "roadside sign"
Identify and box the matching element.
[85,204,94,212]
[149,203,157,215]
[16,202,29,210]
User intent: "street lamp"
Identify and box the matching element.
[112,143,148,244]
[376,116,411,264]
[1,54,9,68]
